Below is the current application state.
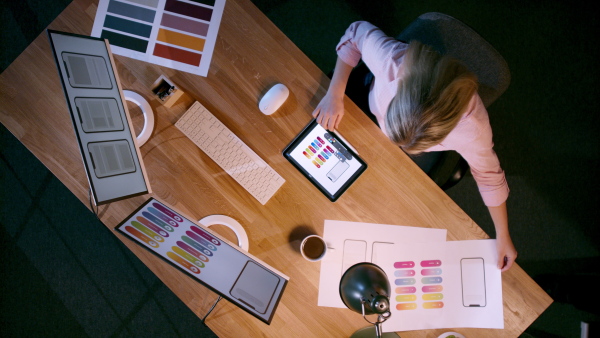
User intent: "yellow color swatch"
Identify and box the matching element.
[396,295,417,302]
[422,293,444,301]
[157,29,206,51]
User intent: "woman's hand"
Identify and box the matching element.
[487,202,516,272]
[496,233,517,272]
[312,92,345,130]
[313,57,354,130]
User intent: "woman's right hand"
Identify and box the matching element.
[312,92,345,130]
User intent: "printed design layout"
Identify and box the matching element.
[123,202,221,274]
[92,0,225,76]
[301,133,351,182]
[393,259,444,310]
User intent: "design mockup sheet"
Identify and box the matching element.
[318,220,503,331]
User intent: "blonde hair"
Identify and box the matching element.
[385,41,478,154]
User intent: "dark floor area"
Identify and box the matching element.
[2,0,599,337]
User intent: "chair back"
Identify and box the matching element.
[397,12,510,107]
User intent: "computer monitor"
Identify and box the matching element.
[47,30,151,205]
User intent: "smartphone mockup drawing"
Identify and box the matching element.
[341,239,367,274]
[460,257,486,307]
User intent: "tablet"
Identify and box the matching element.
[283,119,367,201]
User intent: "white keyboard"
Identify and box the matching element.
[175,101,285,205]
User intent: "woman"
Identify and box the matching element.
[313,21,517,271]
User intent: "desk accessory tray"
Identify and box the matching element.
[47,30,151,205]
[283,119,367,202]
[116,198,288,324]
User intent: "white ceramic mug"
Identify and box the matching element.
[300,235,332,261]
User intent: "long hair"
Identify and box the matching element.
[385,41,478,154]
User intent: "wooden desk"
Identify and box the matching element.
[0,0,551,336]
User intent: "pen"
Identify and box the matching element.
[333,130,359,155]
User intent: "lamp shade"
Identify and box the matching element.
[339,262,391,315]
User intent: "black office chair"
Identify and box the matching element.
[344,13,511,190]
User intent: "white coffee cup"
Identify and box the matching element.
[300,235,332,261]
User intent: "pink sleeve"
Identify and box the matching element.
[452,96,509,206]
[336,21,408,79]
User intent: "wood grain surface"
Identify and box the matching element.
[0,0,551,336]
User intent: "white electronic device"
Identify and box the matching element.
[258,83,289,115]
[175,101,285,205]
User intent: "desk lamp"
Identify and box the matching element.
[339,263,399,338]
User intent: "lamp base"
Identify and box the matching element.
[350,326,400,338]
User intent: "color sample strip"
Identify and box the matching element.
[422,277,443,284]
[101,30,148,53]
[422,285,443,293]
[186,230,217,251]
[396,303,417,311]
[126,0,160,7]
[421,260,441,267]
[157,28,206,52]
[395,286,416,294]
[104,15,152,38]
[395,295,417,302]
[148,207,178,227]
[167,251,201,274]
[182,236,213,256]
[421,268,442,276]
[395,278,416,286]
[394,261,415,269]
[153,44,202,66]
[423,293,444,301]
[164,0,213,22]
[107,0,156,22]
[136,216,169,237]
[394,270,415,277]
[190,225,221,245]
[161,13,209,36]
[173,246,205,267]
[423,301,444,309]
[125,225,159,248]
[142,211,174,231]
[190,0,216,6]
[131,221,164,242]
[152,202,183,222]
[177,241,209,262]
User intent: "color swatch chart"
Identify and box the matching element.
[393,259,444,311]
[115,198,288,323]
[91,0,226,76]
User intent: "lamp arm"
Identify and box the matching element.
[360,299,392,338]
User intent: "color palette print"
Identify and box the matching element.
[92,0,226,76]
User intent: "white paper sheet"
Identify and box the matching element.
[377,239,503,331]
[318,220,447,308]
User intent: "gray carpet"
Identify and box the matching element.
[2,0,599,337]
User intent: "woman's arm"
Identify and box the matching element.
[488,201,517,272]
[312,57,354,130]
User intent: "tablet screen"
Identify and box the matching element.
[283,120,367,201]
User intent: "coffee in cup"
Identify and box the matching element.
[301,235,329,261]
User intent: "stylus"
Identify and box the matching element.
[333,130,358,155]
